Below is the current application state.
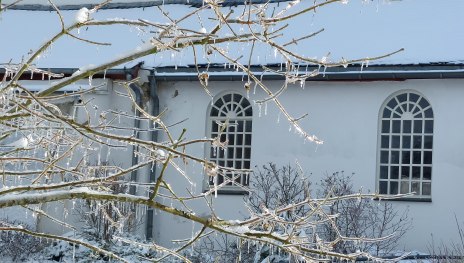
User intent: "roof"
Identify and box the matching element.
[2,0,288,10]
[1,0,463,70]
[4,63,464,82]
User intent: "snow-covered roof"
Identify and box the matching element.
[2,0,288,10]
[1,0,463,70]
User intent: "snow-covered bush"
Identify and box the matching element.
[0,221,45,261]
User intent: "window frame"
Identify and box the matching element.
[376,90,433,201]
[203,92,253,194]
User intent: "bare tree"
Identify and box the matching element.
[0,0,407,262]
[318,171,411,256]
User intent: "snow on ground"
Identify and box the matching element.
[0,0,463,70]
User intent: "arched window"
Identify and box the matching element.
[378,91,433,198]
[207,93,252,191]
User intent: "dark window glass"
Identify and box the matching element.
[413,136,422,149]
[381,136,389,148]
[418,98,430,109]
[423,151,432,164]
[403,120,412,133]
[402,151,411,164]
[390,182,399,194]
[380,151,389,164]
[382,120,390,133]
[392,136,400,148]
[391,151,400,164]
[412,166,421,179]
[380,166,388,179]
[402,136,411,149]
[413,151,422,164]
[383,108,392,118]
[425,120,433,133]
[379,181,388,194]
[391,166,399,179]
[413,120,422,133]
[397,93,407,103]
[392,120,401,133]
[424,108,433,118]
[387,98,398,109]
[424,136,433,149]
[401,166,410,179]
[409,93,419,103]
[423,167,432,180]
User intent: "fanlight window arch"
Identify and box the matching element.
[207,93,252,191]
[378,91,433,198]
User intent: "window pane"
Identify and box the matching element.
[219,149,224,158]
[424,136,433,149]
[380,151,389,164]
[245,134,252,145]
[413,151,421,164]
[382,120,390,133]
[227,148,234,159]
[397,93,407,103]
[401,182,409,194]
[403,120,412,133]
[422,182,431,195]
[401,166,410,179]
[237,121,244,132]
[413,136,422,149]
[387,98,398,109]
[380,166,388,179]
[235,148,242,158]
[402,136,411,149]
[412,166,421,179]
[379,181,388,194]
[236,134,243,144]
[228,134,235,145]
[412,181,420,194]
[392,120,401,133]
[423,167,432,180]
[423,151,432,164]
[383,109,392,118]
[381,136,389,148]
[244,148,251,159]
[401,151,410,164]
[424,108,433,118]
[390,182,398,195]
[409,93,419,103]
[425,120,433,133]
[418,98,430,109]
[245,121,252,132]
[245,106,253,116]
[391,136,400,148]
[391,166,399,179]
[391,151,400,164]
[413,120,422,133]
[212,122,219,132]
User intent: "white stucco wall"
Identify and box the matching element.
[152,77,464,252]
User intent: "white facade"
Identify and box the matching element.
[148,76,464,252]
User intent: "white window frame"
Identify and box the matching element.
[204,92,252,193]
[377,90,433,200]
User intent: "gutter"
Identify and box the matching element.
[152,63,464,82]
[125,63,144,196]
[145,71,159,240]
